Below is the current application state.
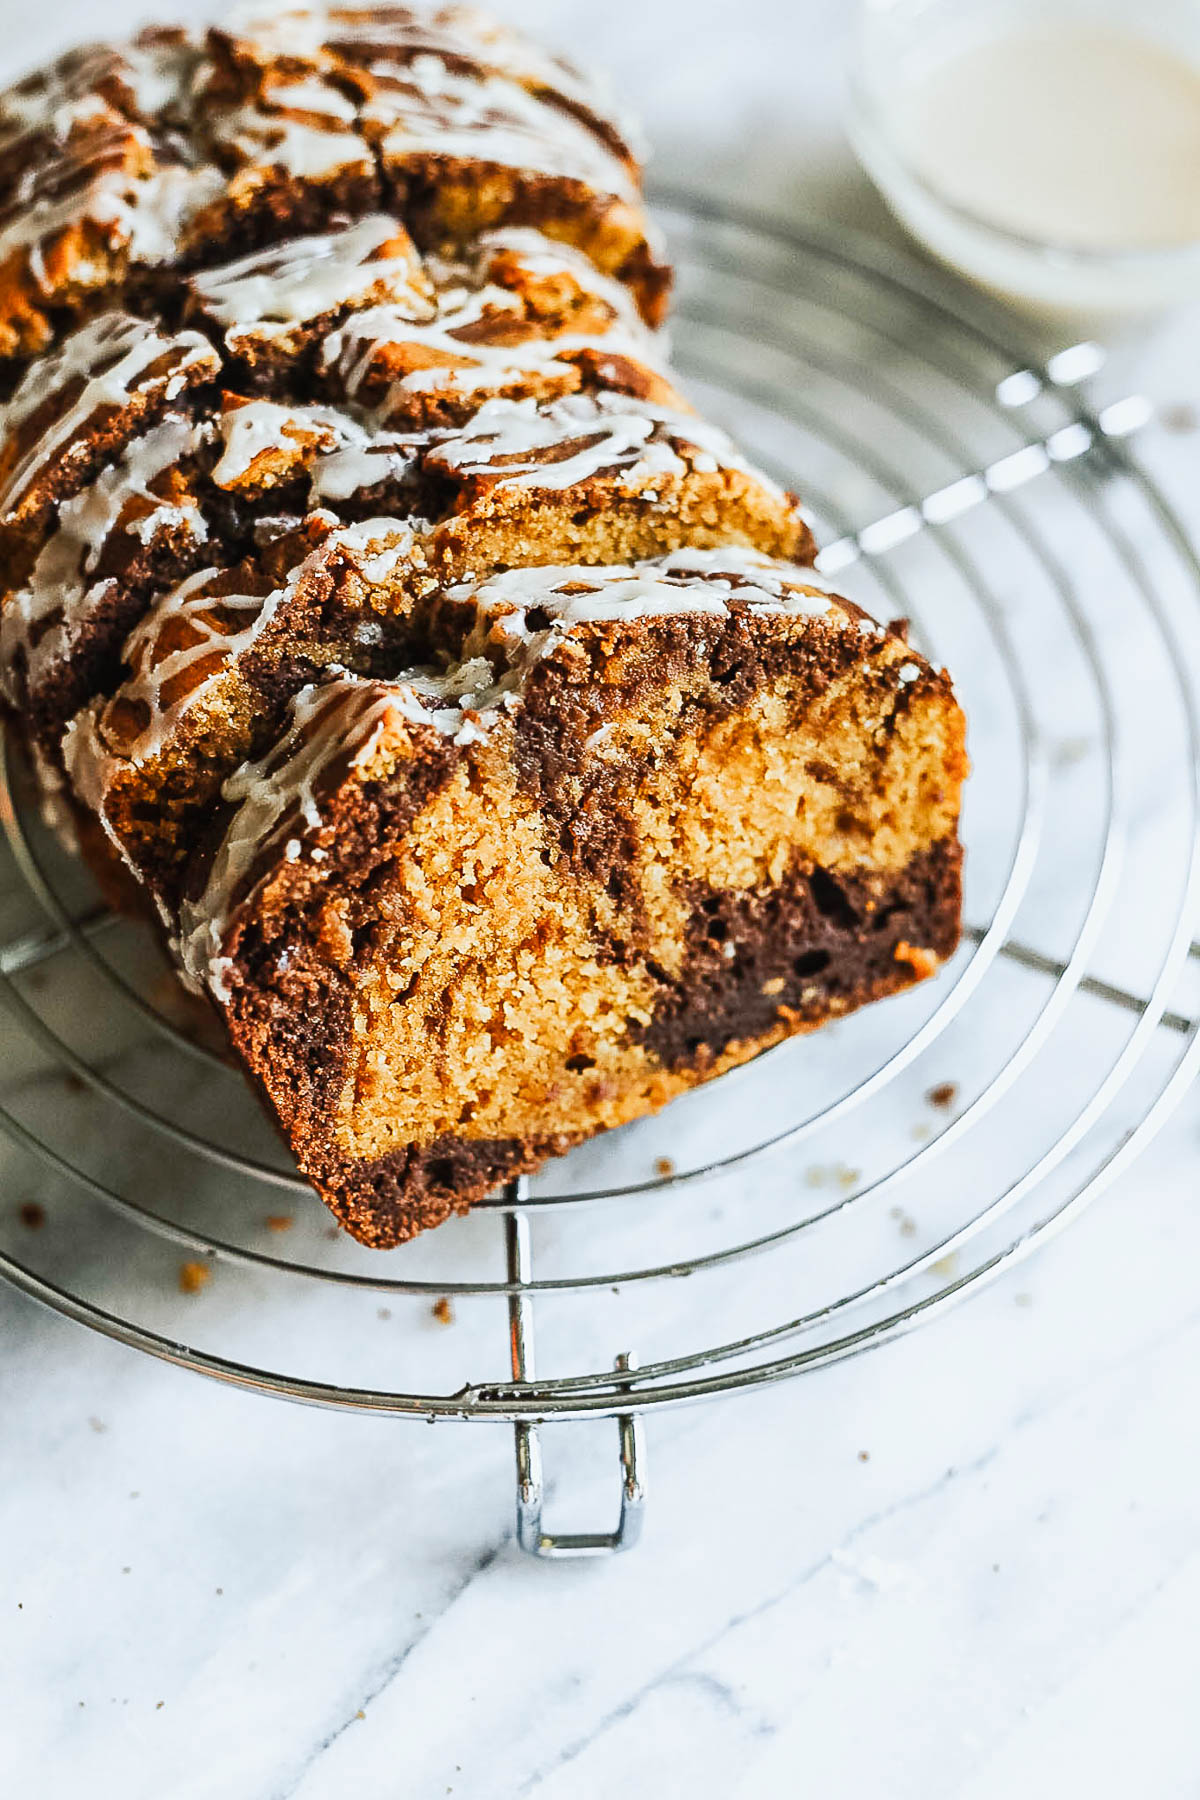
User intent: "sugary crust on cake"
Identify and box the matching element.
[170,548,966,1243]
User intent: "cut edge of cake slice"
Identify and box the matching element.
[172,546,966,1246]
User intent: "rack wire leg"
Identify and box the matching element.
[504,1183,645,1557]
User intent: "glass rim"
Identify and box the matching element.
[847,66,1200,272]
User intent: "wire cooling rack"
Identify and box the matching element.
[2,195,1199,1558]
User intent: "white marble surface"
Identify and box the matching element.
[2,3,1200,1796]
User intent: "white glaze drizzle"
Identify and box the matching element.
[91,564,287,774]
[259,75,359,123]
[427,393,673,488]
[212,100,370,179]
[319,513,427,581]
[211,399,421,510]
[364,56,635,200]
[1,49,121,138]
[422,393,763,494]
[211,399,368,488]
[117,37,204,120]
[450,545,834,642]
[29,734,81,852]
[0,313,216,513]
[226,4,593,101]
[251,389,772,510]
[62,563,289,852]
[427,225,646,316]
[1,415,206,700]
[308,431,418,502]
[0,29,226,281]
[349,301,655,407]
[448,547,837,687]
[191,215,432,345]
[0,127,221,276]
[122,163,228,263]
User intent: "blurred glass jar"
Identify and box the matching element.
[847,0,1200,320]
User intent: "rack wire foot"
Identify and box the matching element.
[505,1189,646,1557]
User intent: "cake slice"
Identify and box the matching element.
[60,396,813,906]
[0,31,220,360]
[186,217,676,418]
[0,412,213,762]
[62,514,423,906]
[362,62,668,326]
[174,547,966,1246]
[320,225,679,425]
[0,312,219,569]
[208,7,669,324]
[365,391,813,575]
[192,62,383,256]
[186,214,436,385]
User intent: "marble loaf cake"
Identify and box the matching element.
[0,6,967,1246]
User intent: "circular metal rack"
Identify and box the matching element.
[2,196,1199,1557]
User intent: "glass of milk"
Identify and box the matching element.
[848,0,1200,319]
